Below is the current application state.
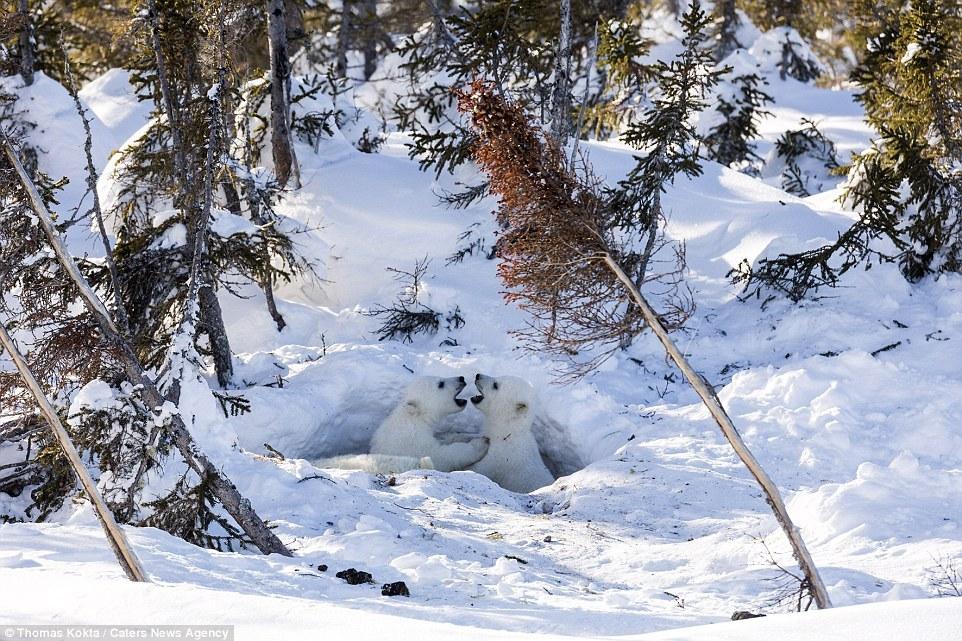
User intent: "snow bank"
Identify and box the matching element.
[1,46,959,638]
[2,564,960,641]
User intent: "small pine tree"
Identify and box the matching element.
[581,17,654,140]
[776,27,822,82]
[362,258,465,344]
[770,118,840,196]
[703,72,773,171]
[849,0,962,280]
[608,0,725,288]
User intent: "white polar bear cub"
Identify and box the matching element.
[469,374,555,493]
[370,376,489,472]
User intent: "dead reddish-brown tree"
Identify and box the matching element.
[454,80,691,377]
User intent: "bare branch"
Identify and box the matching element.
[60,39,131,336]
[0,321,148,582]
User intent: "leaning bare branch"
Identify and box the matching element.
[0,320,149,582]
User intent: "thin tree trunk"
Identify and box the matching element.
[636,187,661,290]
[199,285,234,386]
[2,133,292,558]
[147,0,233,389]
[359,0,378,80]
[0,321,149,582]
[176,32,233,392]
[570,21,598,166]
[713,0,741,62]
[335,0,352,78]
[602,253,832,610]
[146,0,187,189]
[267,0,300,189]
[222,179,285,331]
[260,270,286,332]
[549,0,573,145]
[61,43,131,336]
[17,0,34,86]
[247,193,288,332]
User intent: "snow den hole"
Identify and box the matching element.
[235,372,588,492]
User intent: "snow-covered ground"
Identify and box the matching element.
[2,32,961,641]
[3,562,961,640]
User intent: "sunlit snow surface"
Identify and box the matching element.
[1,29,960,641]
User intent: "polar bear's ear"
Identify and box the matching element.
[405,400,422,417]
[515,402,529,416]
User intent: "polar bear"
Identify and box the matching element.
[370,375,489,472]
[312,453,435,475]
[468,374,555,493]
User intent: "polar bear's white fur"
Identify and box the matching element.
[468,374,555,493]
[370,376,489,472]
[312,453,434,474]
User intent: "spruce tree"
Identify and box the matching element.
[733,0,962,298]
[15,0,33,85]
[581,17,653,140]
[392,0,557,181]
[100,0,229,384]
[608,0,724,288]
[393,0,615,183]
[849,0,962,280]
[703,72,773,170]
[0,0,295,551]
[770,118,840,196]
[97,0,312,384]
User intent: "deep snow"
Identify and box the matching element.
[3,563,961,641]
[1,23,961,641]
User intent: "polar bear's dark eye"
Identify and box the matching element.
[438,381,445,389]
[492,382,499,390]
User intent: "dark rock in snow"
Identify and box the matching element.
[381,581,410,597]
[336,568,374,585]
[731,611,766,620]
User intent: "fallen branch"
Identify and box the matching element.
[870,341,901,357]
[2,133,291,557]
[0,321,148,582]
